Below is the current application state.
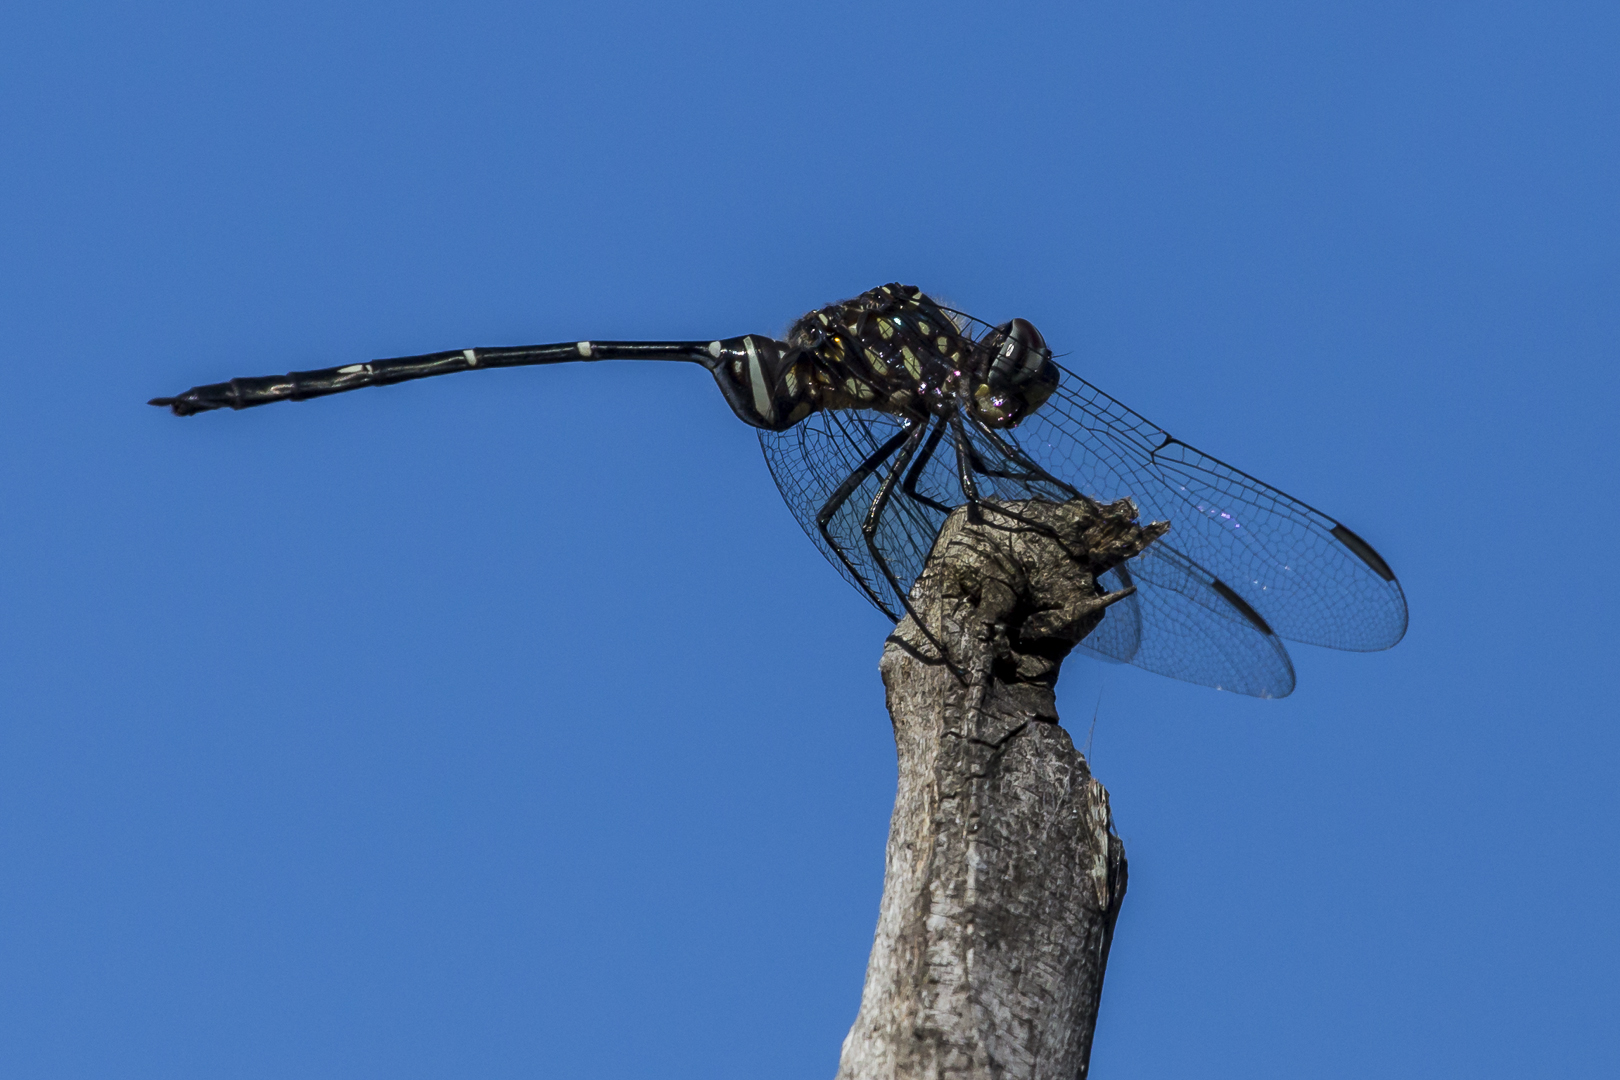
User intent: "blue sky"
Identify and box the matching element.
[2,2,1616,1077]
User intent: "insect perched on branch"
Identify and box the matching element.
[152,283,1407,696]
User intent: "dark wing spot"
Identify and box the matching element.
[1210,577,1275,636]
[1331,524,1396,582]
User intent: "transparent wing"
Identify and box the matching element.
[761,408,1299,696]
[1080,552,1296,698]
[761,410,945,618]
[761,406,1091,617]
[1007,365,1408,652]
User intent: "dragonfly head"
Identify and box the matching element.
[970,318,1060,427]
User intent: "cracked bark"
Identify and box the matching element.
[836,498,1167,1080]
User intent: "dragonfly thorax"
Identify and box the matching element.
[701,284,1060,432]
[780,284,1060,430]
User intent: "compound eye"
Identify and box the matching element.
[987,318,1050,389]
[1005,318,1047,357]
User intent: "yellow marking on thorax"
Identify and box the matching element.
[844,377,876,402]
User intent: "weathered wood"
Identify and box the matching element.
[837,498,1167,1080]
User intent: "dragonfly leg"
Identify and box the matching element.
[965,417,1084,499]
[950,414,986,524]
[899,417,953,513]
[965,445,1058,487]
[953,414,1090,550]
[815,423,919,620]
[860,420,966,680]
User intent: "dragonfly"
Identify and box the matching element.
[151,283,1407,697]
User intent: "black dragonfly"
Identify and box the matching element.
[151,283,1407,697]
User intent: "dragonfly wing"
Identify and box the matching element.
[1078,566,1142,665]
[760,408,1073,619]
[764,404,1296,697]
[1077,546,1296,698]
[761,410,946,618]
[1007,366,1408,652]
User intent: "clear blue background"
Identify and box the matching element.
[2,2,1615,1077]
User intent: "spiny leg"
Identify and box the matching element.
[950,412,1071,540]
[956,416,1110,569]
[859,418,966,680]
[898,413,1043,532]
[964,444,1062,487]
[950,412,986,524]
[967,417,1083,500]
[815,422,919,621]
[903,413,1068,551]
[899,417,953,514]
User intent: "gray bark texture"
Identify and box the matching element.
[836,498,1167,1080]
